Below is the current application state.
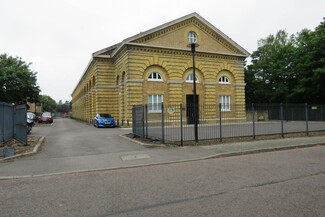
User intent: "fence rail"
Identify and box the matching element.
[132,103,325,146]
[0,102,27,145]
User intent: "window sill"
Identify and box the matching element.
[148,79,163,82]
[148,111,162,114]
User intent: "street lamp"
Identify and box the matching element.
[187,31,199,143]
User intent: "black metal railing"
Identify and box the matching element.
[132,103,325,146]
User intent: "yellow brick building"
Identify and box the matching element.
[71,13,249,124]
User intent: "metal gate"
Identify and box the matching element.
[0,102,14,144]
[15,105,27,145]
[0,102,27,145]
[132,105,145,137]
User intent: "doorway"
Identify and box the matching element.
[186,94,199,124]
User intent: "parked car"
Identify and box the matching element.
[38,112,53,123]
[93,113,116,128]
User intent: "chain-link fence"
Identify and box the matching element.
[0,102,27,145]
[132,103,325,145]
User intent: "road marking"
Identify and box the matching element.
[121,154,151,161]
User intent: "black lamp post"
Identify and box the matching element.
[187,32,199,143]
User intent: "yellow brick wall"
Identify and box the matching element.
[72,47,246,123]
[72,16,247,124]
[135,17,243,55]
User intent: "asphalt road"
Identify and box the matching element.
[1,145,324,217]
[29,118,145,159]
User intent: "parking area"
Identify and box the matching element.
[29,118,145,159]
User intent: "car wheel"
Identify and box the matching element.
[95,121,99,128]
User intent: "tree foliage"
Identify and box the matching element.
[0,54,40,104]
[291,21,325,103]
[245,18,325,104]
[56,100,70,113]
[40,95,57,113]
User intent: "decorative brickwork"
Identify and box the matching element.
[71,13,249,124]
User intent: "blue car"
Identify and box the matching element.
[93,113,116,128]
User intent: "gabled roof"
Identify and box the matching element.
[72,13,250,95]
[93,12,250,57]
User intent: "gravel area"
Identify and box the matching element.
[0,136,42,157]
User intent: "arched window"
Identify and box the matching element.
[148,72,163,81]
[219,76,230,84]
[186,73,199,83]
[188,31,197,43]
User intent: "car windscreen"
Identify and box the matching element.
[42,112,51,117]
[99,114,112,118]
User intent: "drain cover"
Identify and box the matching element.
[121,153,151,161]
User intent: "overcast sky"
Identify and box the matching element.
[1,0,324,102]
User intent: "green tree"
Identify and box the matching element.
[290,19,325,103]
[40,95,57,113]
[56,100,70,113]
[245,30,296,103]
[245,18,325,104]
[0,54,40,104]
[68,100,72,111]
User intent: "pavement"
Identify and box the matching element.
[1,132,324,179]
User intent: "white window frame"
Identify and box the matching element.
[186,74,199,83]
[148,94,163,113]
[219,96,231,111]
[188,31,197,43]
[219,76,230,84]
[148,72,163,81]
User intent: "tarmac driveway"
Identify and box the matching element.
[29,118,146,159]
[1,118,324,178]
[0,118,151,177]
